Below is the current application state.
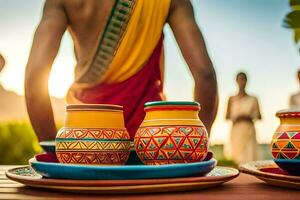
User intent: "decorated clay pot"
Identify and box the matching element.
[271,109,300,159]
[134,101,209,165]
[55,104,130,165]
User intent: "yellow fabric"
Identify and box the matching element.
[67,0,171,103]
[101,0,171,84]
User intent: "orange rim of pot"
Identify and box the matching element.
[276,108,300,118]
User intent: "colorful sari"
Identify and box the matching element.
[67,0,171,139]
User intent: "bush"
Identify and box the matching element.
[0,122,42,164]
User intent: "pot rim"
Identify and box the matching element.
[145,101,200,107]
[276,108,300,117]
[66,104,123,111]
[144,101,200,112]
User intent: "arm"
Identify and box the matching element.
[254,97,262,120]
[225,97,232,120]
[168,0,218,134]
[0,54,5,72]
[290,95,295,108]
[25,0,67,141]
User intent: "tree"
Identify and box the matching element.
[283,0,300,49]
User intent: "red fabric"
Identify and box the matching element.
[76,37,164,139]
[260,167,289,175]
[35,153,59,163]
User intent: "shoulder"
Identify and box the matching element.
[228,96,234,101]
[246,95,260,105]
[290,94,298,103]
[41,0,68,25]
[291,92,300,98]
[227,96,236,104]
[168,0,193,17]
[44,0,65,10]
[229,95,238,100]
[42,0,66,17]
[246,94,258,100]
[250,95,258,100]
[170,0,192,8]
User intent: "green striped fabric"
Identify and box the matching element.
[78,0,136,84]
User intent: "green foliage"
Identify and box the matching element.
[210,144,238,168]
[217,159,238,168]
[0,122,42,165]
[290,0,300,6]
[283,11,300,29]
[284,0,300,45]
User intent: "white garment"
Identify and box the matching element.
[226,95,261,164]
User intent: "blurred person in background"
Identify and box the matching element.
[25,0,218,142]
[0,54,5,73]
[226,72,262,164]
[289,69,300,108]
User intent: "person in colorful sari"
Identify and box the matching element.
[25,0,218,142]
[226,72,262,164]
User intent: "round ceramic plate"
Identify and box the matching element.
[30,158,217,180]
[239,160,300,189]
[6,166,238,194]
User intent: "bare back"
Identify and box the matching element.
[48,0,184,63]
[62,0,115,62]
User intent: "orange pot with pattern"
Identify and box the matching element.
[55,104,130,165]
[271,109,300,159]
[134,101,209,165]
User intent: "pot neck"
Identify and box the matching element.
[141,108,203,127]
[279,116,300,125]
[65,109,125,128]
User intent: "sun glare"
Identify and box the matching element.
[48,58,75,99]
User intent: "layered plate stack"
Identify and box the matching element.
[5,142,239,194]
[240,160,300,189]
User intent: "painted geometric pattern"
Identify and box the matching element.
[56,128,130,165]
[57,128,130,140]
[271,131,300,159]
[56,141,130,151]
[56,151,129,165]
[134,126,208,165]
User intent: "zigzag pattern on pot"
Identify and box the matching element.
[56,141,130,151]
[56,128,130,165]
[271,131,300,159]
[57,128,130,140]
[56,151,130,165]
[134,126,208,165]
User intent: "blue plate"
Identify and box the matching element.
[274,159,300,176]
[30,158,217,180]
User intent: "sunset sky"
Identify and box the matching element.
[0,0,299,145]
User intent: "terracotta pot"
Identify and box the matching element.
[55,104,130,165]
[271,109,300,159]
[134,101,209,165]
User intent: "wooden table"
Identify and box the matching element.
[1,165,300,200]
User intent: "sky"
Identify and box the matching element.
[0,0,299,145]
